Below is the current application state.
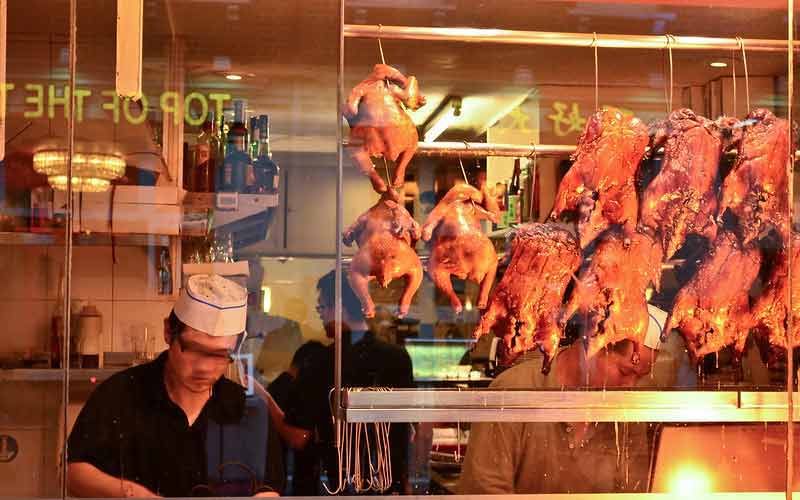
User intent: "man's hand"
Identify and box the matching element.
[121,480,161,498]
[253,491,279,497]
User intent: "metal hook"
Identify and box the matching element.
[592,32,599,111]
[527,142,537,160]
[459,141,471,184]
[377,24,386,65]
[732,37,738,118]
[736,36,750,113]
[664,34,675,114]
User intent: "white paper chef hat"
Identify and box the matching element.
[644,304,667,350]
[173,274,248,337]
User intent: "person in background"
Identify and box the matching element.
[268,340,326,410]
[265,340,326,496]
[67,274,283,498]
[457,308,667,495]
[265,270,414,495]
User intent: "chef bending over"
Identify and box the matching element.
[67,274,283,497]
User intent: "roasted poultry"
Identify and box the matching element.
[473,223,581,373]
[639,109,731,260]
[343,64,426,195]
[718,108,790,246]
[750,232,800,358]
[560,229,664,361]
[343,189,423,318]
[550,107,649,249]
[422,183,500,314]
[662,231,761,362]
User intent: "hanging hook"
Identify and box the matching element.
[377,24,386,65]
[731,38,738,118]
[737,36,750,113]
[592,32,599,111]
[459,141,471,184]
[528,142,539,220]
[664,34,675,114]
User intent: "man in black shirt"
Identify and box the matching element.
[268,270,413,494]
[67,274,283,497]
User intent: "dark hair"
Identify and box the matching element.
[165,310,188,342]
[291,340,326,369]
[316,270,364,321]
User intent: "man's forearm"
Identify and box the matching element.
[68,462,159,498]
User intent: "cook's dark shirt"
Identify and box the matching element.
[67,352,284,497]
[285,331,413,493]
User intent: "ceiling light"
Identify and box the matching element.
[226,74,243,81]
[709,61,728,68]
[423,96,462,143]
[33,150,126,193]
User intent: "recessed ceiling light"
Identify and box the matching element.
[709,61,728,68]
[225,74,243,81]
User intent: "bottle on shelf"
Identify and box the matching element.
[158,247,173,295]
[251,115,280,194]
[194,111,219,193]
[182,141,195,192]
[249,116,260,160]
[507,158,521,225]
[220,100,250,192]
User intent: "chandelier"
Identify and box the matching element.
[32,150,126,193]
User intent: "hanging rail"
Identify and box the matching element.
[416,141,572,158]
[344,24,800,52]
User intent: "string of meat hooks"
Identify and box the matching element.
[323,27,396,496]
[324,387,393,494]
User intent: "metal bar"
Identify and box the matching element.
[334,0,345,434]
[344,390,800,423]
[786,3,795,499]
[416,141,574,158]
[345,24,800,53]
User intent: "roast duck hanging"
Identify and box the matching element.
[639,109,737,260]
[343,64,426,196]
[422,183,500,314]
[343,188,423,319]
[550,107,649,249]
[473,223,581,373]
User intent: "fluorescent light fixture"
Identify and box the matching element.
[0,0,6,162]
[709,61,728,68]
[261,286,271,314]
[226,74,243,81]
[116,0,144,99]
[423,96,462,143]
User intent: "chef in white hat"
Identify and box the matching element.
[67,274,283,498]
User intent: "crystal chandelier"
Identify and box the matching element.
[32,150,126,193]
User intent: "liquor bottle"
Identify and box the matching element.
[252,115,280,194]
[220,100,250,192]
[249,116,260,160]
[158,247,173,295]
[194,111,219,193]
[182,141,195,191]
[507,159,521,225]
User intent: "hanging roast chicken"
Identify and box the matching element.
[473,223,581,373]
[750,232,800,360]
[718,108,791,246]
[639,109,735,260]
[560,228,663,362]
[343,189,423,318]
[550,107,649,249]
[422,183,500,314]
[343,64,426,195]
[662,231,761,362]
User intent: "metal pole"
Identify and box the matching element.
[345,24,800,53]
[416,141,574,158]
[335,0,344,433]
[787,2,795,499]
[61,0,77,497]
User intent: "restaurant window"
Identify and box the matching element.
[0,0,799,498]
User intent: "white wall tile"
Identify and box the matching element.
[111,300,173,354]
[69,247,113,300]
[112,247,160,300]
[0,246,50,300]
[0,300,51,355]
